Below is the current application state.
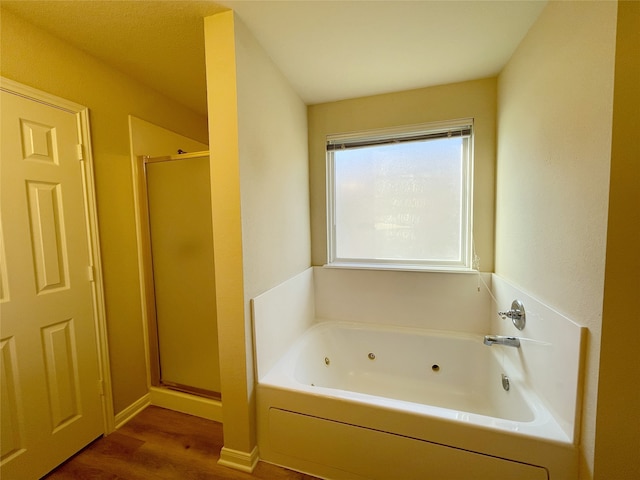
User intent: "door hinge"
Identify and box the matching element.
[98,379,105,396]
[88,265,95,282]
[76,143,85,161]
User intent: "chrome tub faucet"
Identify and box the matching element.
[483,335,521,348]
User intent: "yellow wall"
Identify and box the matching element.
[308,78,497,271]
[496,1,618,477]
[204,10,310,457]
[594,1,640,478]
[0,8,208,414]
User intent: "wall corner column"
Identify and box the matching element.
[204,9,256,464]
[594,1,640,478]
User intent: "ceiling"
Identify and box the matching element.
[1,0,547,115]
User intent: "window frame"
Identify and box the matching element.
[326,118,474,272]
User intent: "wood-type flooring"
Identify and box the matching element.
[44,405,319,480]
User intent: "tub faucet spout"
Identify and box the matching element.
[483,335,520,348]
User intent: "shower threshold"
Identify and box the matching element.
[160,381,222,401]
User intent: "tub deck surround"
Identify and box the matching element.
[251,268,584,479]
[490,274,586,443]
[313,266,493,333]
[251,268,316,381]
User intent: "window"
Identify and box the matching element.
[326,119,473,271]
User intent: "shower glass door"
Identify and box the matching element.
[144,152,221,398]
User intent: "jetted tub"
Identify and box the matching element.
[257,321,578,479]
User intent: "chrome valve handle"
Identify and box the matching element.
[498,299,526,330]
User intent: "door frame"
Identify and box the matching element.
[0,77,115,434]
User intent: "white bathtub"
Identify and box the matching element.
[257,321,578,479]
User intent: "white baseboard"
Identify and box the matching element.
[114,393,150,429]
[149,387,223,422]
[218,446,259,473]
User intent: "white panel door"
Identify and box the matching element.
[0,89,104,479]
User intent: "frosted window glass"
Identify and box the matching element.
[334,138,464,262]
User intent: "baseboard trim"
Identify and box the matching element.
[218,446,259,473]
[114,393,150,429]
[149,387,223,422]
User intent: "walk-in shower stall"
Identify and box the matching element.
[138,151,221,399]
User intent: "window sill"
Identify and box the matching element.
[323,262,477,275]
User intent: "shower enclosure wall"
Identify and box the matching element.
[138,151,221,399]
